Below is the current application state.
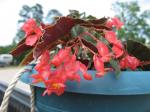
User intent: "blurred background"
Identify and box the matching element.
[0,0,149,111]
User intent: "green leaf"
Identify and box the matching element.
[110,59,121,78]
[68,10,84,19]
[86,15,96,20]
[71,25,86,38]
[83,35,96,44]
[93,31,109,45]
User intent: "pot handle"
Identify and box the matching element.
[0,66,35,112]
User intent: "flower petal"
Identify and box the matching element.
[25,35,38,46]
[112,45,124,58]
[111,17,124,29]
[93,55,105,77]
[105,31,117,44]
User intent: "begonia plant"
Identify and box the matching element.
[11,11,150,96]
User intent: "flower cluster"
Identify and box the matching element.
[32,48,92,96]
[19,16,141,96]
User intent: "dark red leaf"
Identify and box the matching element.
[34,17,86,58]
[17,38,26,46]
[81,38,98,53]
[19,50,34,66]
[88,17,108,25]
[10,42,32,56]
[81,24,111,30]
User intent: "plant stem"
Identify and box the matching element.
[78,36,97,55]
[140,61,150,66]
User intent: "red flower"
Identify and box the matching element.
[112,45,124,58]
[105,31,118,44]
[43,79,66,96]
[104,31,124,58]
[32,64,51,84]
[106,17,123,29]
[113,40,123,49]
[65,55,76,68]
[127,55,140,70]
[31,73,44,84]
[35,50,50,71]
[52,67,68,83]
[67,73,81,83]
[93,55,105,77]
[97,41,111,62]
[31,69,50,84]
[63,55,81,82]
[77,62,92,80]
[111,17,124,29]
[51,47,71,67]
[119,58,126,69]
[22,19,36,34]
[32,50,51,84]
[119,55,140,70]
[106,20,113,28]
[22,18,42,46]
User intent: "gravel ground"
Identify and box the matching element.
[0,66,30,93]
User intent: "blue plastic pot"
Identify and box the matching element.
[21,64,150,112]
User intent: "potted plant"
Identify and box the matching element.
[3,11,150,112]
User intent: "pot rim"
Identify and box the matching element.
[20,64,150,95]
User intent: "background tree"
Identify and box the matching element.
[44,9,62,24]
[0,45,15,54]
[113,1,150,43]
